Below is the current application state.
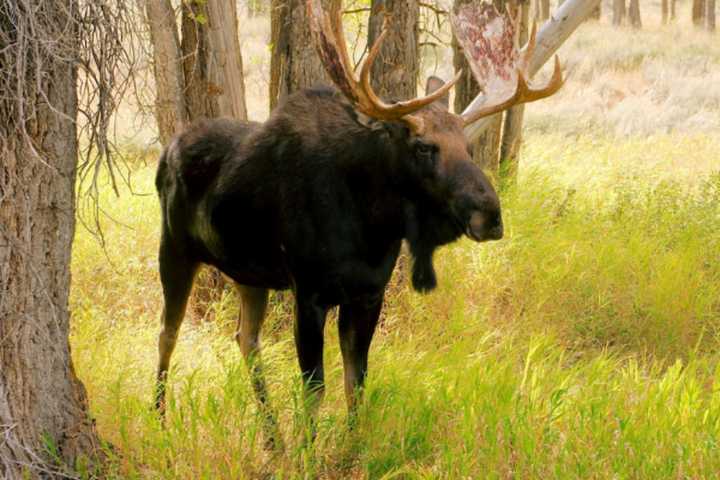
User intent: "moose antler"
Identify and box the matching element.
[451,4,564,126]
[307,0,461,133]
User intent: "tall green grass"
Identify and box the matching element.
[70,132,720,478]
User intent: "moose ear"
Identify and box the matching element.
[425,76,450,111]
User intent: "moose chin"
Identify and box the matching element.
[152,0,563,446]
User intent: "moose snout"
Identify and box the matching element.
[467,209,503,242]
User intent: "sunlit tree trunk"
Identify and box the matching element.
[0,1,101,476]
[146,0,187,145]
[628,0,641,27]
[367,0,420,101]
[661,0,669,24]
[613,0,625,25]
[707,0,716,31]
[692,0,706,25]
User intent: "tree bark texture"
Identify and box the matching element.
[499,0,530,181]
[707,0,716,30]
[453,0,504,173]
[0,2,100,477]
[367,0,420,101]
[692,0,706,25]
[613,0,625,25]
[146,0,188,145]
[181,0,220,119]
[628,0,642,28]
[269,0,336,111]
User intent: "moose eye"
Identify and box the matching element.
[415,143,434,158]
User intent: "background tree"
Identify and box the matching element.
[628,0,642,27]
[367,0,420,101]
[662,0,668,24]
[269,0,337,111]
[613,0,626,25]
[707,0,716,31]
[536,0,551,20]
[692,0,706,25]
[499,0,530,181]
[0,0,134,475]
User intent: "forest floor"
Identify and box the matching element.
[70,14,720,480]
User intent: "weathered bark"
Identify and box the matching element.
[0,2,101,477]
[367,0,420,101]
[499,0,530,181]
[613,0,625,25]
[181,1,220,119]
[661,0,669,24]
[269,0,336,111]
[628,0,642,28]
[707,0,716,31]
[453,0,504,173]
[692,0,706,25]
[206,0,248,119]
[463,0,602,142]
[146,0,187,145]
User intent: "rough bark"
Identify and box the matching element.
[692,0,706,25]
[463,0,602,142]
[613,0,625,25]
[707,0,716,31]
[499,0,530,182]
[0,1,101,477]
[181,0,220,119]
[453,0,504,173]
[367,0,420,101]
[146,0,187,145]
[269,0,336,111]
[628,0,642,28]
[206,0,249,119]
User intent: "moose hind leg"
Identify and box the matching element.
[155,238,197,417]
[234,284,280,448]
[338,295,382,424]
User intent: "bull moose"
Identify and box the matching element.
[153,0,563,444]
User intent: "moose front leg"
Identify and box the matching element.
[338,294,382,424]
[293,291,328,440]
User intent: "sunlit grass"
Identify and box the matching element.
[70,129,720,478]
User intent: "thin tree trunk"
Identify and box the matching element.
[707,0,716,30]
[269,0,335,111]
[628,0,641,27]
[692,0,706,25]
[0,1,101,476]
[206,0,248,119]
[367,0,420,101]
[613,0,626,25]
[182,0,219,119]
[146,0,187,145]
[670,0,676,20]
[661,0,669,23]
[541,0,551,19]
[500,0,530,182]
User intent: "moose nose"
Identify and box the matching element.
[467,210,503,242]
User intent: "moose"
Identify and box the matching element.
[153,0,563,444]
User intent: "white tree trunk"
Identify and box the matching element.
[463,0,602,143]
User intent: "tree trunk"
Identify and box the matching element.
[661,0,669,23]
[536,0,550,20]
[499,0,530,182]
[707,0,716,30]
[453,0,504,174]
[206,0,249,119]
[181,1,220,119]
[590,2,601,19]
[613,0,625,25]
[146,0,187,145]
[628,0,641,27]
[692,0,706,25]
[670,0,676,20]
[269,0,336,111]
[367,0,420,101]
[0,2,101,476]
